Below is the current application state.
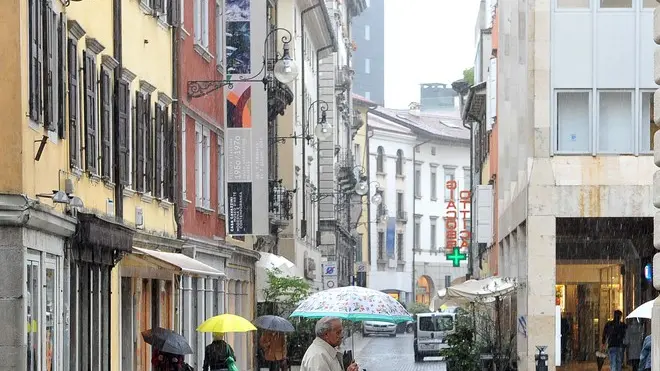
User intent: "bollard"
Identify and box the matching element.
[535,346,549,371]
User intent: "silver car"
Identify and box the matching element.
[362,320,397,337]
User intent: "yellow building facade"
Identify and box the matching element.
[0,0,190,370]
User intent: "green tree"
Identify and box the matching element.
[463,67,475,86]
[261,268,311,316]
[406,302,430,316]
[440,309,481,371]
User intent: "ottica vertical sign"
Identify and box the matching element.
[225,0,268,235]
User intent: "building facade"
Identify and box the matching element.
[366,106,470,303]
[351,0,385,104]
[420,83,458,113]
[492,0,657,369]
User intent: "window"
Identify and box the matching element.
[396,192,405,219]
[431,146,436,155]
[556,91,590,153]
[644,0,656,8]
[463,167,471,192]
[430,167,437,200]
[154,103,166,198]
[117,81,131,185]
[356,235,363,262]
[195,123,211,209]
[377,231,385,260]
[414,218,421,250]
[556,0,590,8]
[396,233,404,261]
[444,168,455,201]
[100,68,113,180]
[218,137,225,214]
[364,25,371,41]
[430,218,437,250]
[68,38,80,168]
[598,91,633,153]
[215,0,223,66]
[414,166,422,197]
[83,50,98,174]
[376,146,384,172]
[134,91,151,192]
[641,92,657,152]
[365,91,371,100]
[365,58,371,74]
[376,190,385,218]
[396,149,404,175]
[599,0,632,8]
[354,143,362,167]
[194,0,210,48]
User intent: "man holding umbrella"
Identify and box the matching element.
[301,317,359,371]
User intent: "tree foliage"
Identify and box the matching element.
[463,67,475,86]
[406,302,430,316]
[261,268,311,316]
[440,309,481,371]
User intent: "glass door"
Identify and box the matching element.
[44,259,57,371]
[27,257,40,371]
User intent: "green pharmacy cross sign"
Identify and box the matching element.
[445,247,467,267]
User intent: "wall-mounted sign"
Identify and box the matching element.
[445,179,471,255]
[445,180,458,252]
[323,262,337,277]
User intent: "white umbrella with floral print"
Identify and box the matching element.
[289,285,413,323]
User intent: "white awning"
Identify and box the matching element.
[429,276,516,311]
[133,247,225,277]
[255,252,299,302]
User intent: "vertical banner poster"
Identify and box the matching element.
[225,0,268,235]
[386,216,396,258]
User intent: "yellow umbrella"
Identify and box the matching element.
[196,313,257,333]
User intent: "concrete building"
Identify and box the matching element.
[420,83,459,113]
[351,0,385,104]
[316,0,367,289]
[366,106,470,303]
[490,0,657,369]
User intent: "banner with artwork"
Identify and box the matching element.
[224,0,268,235]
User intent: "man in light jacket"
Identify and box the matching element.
[301,317,359,371]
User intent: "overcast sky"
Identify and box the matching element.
[384,0,481,109]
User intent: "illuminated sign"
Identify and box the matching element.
[445,180,471,253]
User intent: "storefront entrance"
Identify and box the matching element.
[556,217,653,370]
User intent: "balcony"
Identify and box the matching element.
[267,79,294,121]
[269,180,294,227]
[335,65,354,92]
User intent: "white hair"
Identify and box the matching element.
[315,317,341,337]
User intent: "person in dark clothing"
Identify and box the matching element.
[639,334,651,371]
[203,332,236,371]
[602,310,627,371]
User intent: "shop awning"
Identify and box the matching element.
[255,252,299,302]
[429,276,516,311]
[133,247,224,277]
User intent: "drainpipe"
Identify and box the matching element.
[112,0,124,222]
[172,1,182,240]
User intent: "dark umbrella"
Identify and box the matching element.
[141,327,193,355]
[253,315,295,332]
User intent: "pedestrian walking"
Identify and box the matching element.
[624,319,644,371]
[601,310,627,371]
[639,334,651,371]
[259,330,288,371]
[300,317,359,371]
[203,332,237,371]
[152,349,185,371]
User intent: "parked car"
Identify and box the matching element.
[362,320,397,337]
[413,312,456,362]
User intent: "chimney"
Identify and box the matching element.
[408,102,421,116]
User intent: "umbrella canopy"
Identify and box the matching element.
[289,286,413,323]
[141,327,193,355]
[429,276,516,311]
[253,315,295,332]
[627,299,654,319]
[197,313,258,333]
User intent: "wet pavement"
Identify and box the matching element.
[289,333,447,371]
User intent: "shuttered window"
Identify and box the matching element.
[83,51,98,173]
[68,38,79,168]
[28,0,43,121]
[163,106,172,201]
[134,91,145,192]
[144,94,153,194]
[57,14,66,139]
[154,103,163,198]
[44,6,54,131]
[100,68,112,179]
[118,81,130,185]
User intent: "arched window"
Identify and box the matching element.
[396,149,404,175]
[376,146,384,172]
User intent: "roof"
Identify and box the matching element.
[370,106,470,142]
[352,93,378,106]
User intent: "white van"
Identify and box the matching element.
[413,312,457,362]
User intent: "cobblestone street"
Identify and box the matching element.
[290,333,447,371]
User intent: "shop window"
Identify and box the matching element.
[556,0,590,8]
[644,0,656,8]
[599,0,633,8]
[598,91,633,153]
[641,91,656,153]
[27,259,40,371]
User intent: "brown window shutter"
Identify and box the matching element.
[44,8,54,131]
[68,39,79,168]
[84,52,97,173]
[100,68,112,179]
[118,81,130,185]
[135,91,145,192]
[145,95,153,194]
[167,0,179,26]
[163,106,172,201]
[154,103,163,198]
[57,14,66,139]
[28,0,43,121]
